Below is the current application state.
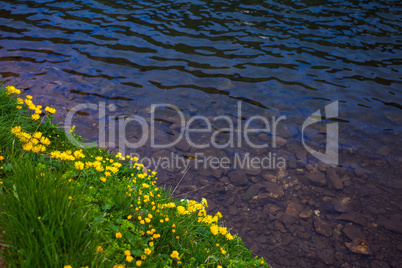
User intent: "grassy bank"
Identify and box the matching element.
[0,84,269,267]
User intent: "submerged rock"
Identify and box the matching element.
[342,225,365,241]
[327,168,343,190]
[332,197,351,213]
[262,182,284,199]
[345,240,372,255]
[285,201,304,217]
[307,169,327,186]
[377,214,402,234]
[314,217,333,237]
[336,213,367,226]
[228,170,248,186]
[299,207,313,219]
[243,184,262,201]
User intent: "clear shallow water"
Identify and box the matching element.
[0,0,401,267]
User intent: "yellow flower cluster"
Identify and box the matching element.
[0,151,3,172]
[22,95,56,120]
[58,154,124,177]
[7,87,56,118]
[170,250,180,260]
[45,106,56,114]
[5,85,21,95]
[50,150,85,162]
[124,250,134,263]
[11,127,51,153]
[172,198,234,241]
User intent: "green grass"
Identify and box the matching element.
[0,83,270,268]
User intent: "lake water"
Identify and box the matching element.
[0,0,401,267]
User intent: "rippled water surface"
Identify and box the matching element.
[1,0,401,267]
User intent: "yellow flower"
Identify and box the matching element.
[124,250,131,256]
[26,95,33,99]
[11,126,21,134]
[149,242,154,247]
[219,227,228,235]
[126,255,134,262]
[226,233,234,240]
[63,266,72,268]
[32,132,42,139]
[135,260,142,267]
[210,224,219,235]
[127,215,132,220]
[220,248,226,254]
[32,145,46,153]
[6,86,21,94]
[22,143,33,152]
[218,266,223,268]
[0,156,4,161]
[45,106,56,114]
[73,150,85,158]
[115,232,122,238]
[68,196,72,200]
[177,206,186,215]
[96,246,103,252]
[170,250,180,260]
[31,114,40,120]
[40,137,51,146]
[70,125,75,133]
[74,161,85,170]
[144,248,151,255]
[100,177,106,182]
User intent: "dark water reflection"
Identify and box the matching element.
[1,0,401,267]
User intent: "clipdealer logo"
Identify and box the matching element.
[63,100,340,170]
